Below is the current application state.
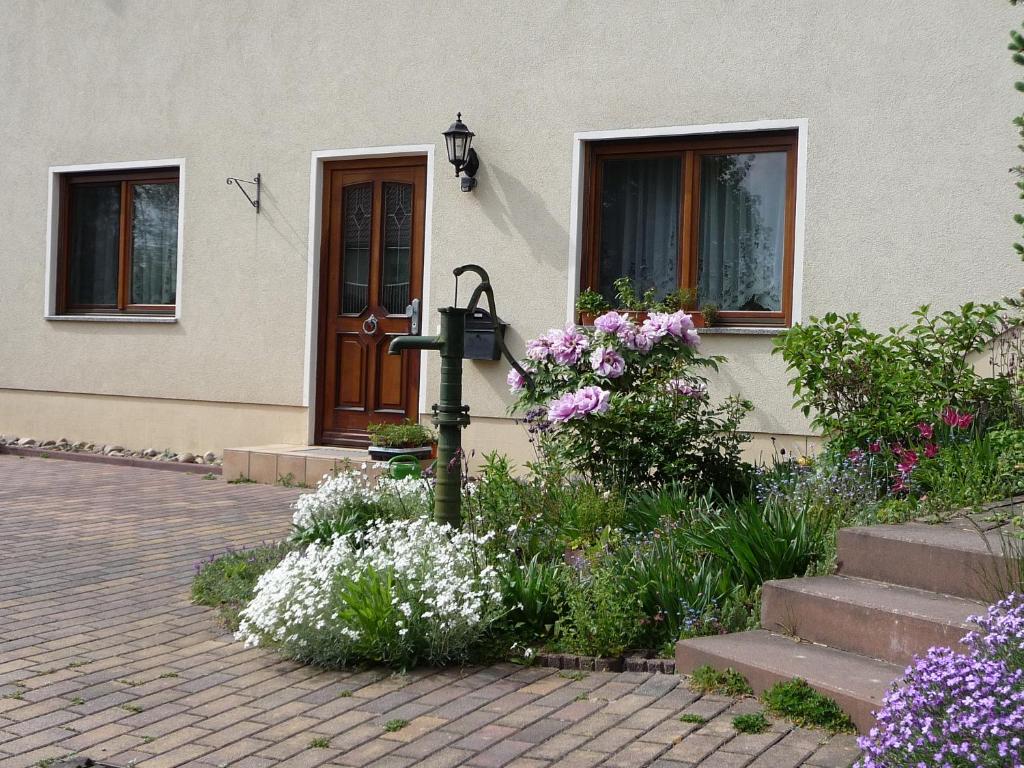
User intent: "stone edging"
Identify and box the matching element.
[0,445,223,475]
[534,652,675,674]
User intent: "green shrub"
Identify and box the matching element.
[191,543,291,629]
[366,420,435,448]
[689,665,752,697]
[732,711,770,733]
[760,678,855,734]
[774,302,1011,449]
[556,560,643,657]
[499,554,567,640]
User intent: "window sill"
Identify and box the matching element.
[698,326,787,336]
[45,314,177,324]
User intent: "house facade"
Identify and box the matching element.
[2,2,1021,464]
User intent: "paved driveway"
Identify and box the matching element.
[0,455,859,767]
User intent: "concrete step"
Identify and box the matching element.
[676,630,901,732]
[837,522,1018,602]
[761,575,984,665]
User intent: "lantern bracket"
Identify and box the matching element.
[226,173,261,213]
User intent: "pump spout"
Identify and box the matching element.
[388,335,444,355]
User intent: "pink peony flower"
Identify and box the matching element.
[618,324,653,353]
[593,311,628,335]
[506,368,526,393]
[640,313,670,340]
[923,442,939,459]
[525,336,551,362]
[917,422,934,440]
[547,393,579,423]
[644,310,697,342]
[573,386,611,416]
[589,346,625,378]
[548,325,589,366]
[665,379,707,399]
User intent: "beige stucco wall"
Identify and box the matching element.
[2,1,1023,453]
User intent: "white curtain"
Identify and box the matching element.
[598,156,681,301]
[131,183,179,305]
[697,152,786,312]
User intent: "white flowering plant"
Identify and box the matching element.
[290,470,432,545]
[237,516,506,668]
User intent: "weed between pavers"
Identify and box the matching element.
[558,670,588,681]
[338,689,353,697]
[679,713,707,724]
[120,704,143,713]
[309,737,331,748]
[688,665,753,697]
[761,678,855,734]
[732,711,770,733]
[384,719,408,732]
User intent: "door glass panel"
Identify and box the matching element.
[68,183,121,307]
[381,182,413,314]
[597,155,681,303]
[130,182,179,305]
[697,152,787,312]
[341,183,372,314]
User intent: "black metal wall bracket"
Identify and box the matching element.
[226,173,261,213]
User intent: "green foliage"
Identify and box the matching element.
[366,420,435,448]
[606,277,696,312]
[556,560,644,657]
[911,431,1024,513]
[291,498,394,546]
[679,713,707,724]
[760,678,855,734]
[309,737,331,748]
[774,303,1011,448]
[732,711,770,733]
[498,554,567,640]
[576,288,610,315]
[700,303,720,327]
[383,719,408,732]
[689,665,753,697]
[191,543,291,629]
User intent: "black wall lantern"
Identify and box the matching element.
[443,113,479,192]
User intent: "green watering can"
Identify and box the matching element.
[387,454,423,480]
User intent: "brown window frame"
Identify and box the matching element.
[581,130,798,328]
[57,167,180,316]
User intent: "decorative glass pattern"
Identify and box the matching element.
[381,182,412,314]
[68,183,121,307]
[341,183,372,315]
[130,182,179,305]
[697,152,786,312]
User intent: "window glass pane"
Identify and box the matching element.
[130,182,179,305]
[597,155,681,304]
[341,183,372,314]
[381,182,412,314]
[697,152,787,312]
[68,183,120,306]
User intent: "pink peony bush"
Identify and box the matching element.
[510,311,751,492]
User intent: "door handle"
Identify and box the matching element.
[405,298,421,335]
[362,314,379,335]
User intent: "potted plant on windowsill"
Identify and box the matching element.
[700,303,720,328]
[577,278,703,326]
[366,421,436,462]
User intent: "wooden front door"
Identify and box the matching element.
[316,157,426,446]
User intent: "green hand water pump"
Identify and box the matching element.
[388,264,532,528]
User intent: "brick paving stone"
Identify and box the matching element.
[0,456,865,768]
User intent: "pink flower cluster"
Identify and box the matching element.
[526,325,590,366]
[665,379,707,399]
[589,346,625,378]
[593,310,699,350]
[942,406,975,429]
[547,386,611,423]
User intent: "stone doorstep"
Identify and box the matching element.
[223,444,433,487]
[0,445,222,475]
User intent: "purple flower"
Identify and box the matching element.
[547,393,579,423]
[547,325,589,366]
[617,323,653,353]
[506,368,526,393]
[573,386,610,416]
[525,336,551,362]
[589,346,625,378]
[593,311,628,335]
[643,311,699,346]
[665,379,707,399]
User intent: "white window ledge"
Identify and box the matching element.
[699,327,787,336]
[45,315,177,324]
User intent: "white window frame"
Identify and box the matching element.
[566,119,808,328]
[44,158,186,322]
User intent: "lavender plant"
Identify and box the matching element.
[857,593,1024,768]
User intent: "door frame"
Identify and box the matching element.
[304,145,435,446]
